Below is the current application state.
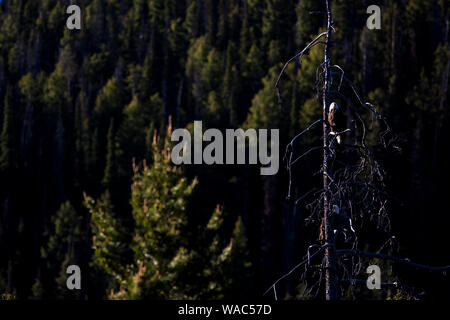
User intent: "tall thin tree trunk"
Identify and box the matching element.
[390,4,397,77]
[432,13,449,174]
[322,0,338,301]
[175,79,184,128]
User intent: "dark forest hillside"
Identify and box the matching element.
[0,0,449,300]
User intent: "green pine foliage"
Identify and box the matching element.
[38,201,84,299]
[86,131,251,299]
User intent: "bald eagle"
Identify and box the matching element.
[328,102,346,144]
[332,205,356,243]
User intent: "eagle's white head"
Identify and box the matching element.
[330,102,339,112]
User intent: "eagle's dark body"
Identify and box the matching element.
[328,102,346,144]
[328,102,346,132]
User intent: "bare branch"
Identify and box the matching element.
[284,119,324,199]
[294,188,323,206]
[330,72,381,117]
[336,250,450,272]
[276,32,327,89]
[275,32,327,104]
[330,65,345,91]
[291,146,325,166]
[339,279,422,300]
[330,71,397,149]
[263,244,331,297]
[285,119,323,158]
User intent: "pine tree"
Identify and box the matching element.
[0,87,17,174]
[216,0,228,50]
[184,0,199,39]
[220,217,254,299]
[94,78,126,132]
[74,90,94,190]
[39,201,83,299]
[85,191,131,283]
[102,119,117,191]
[261,0,296,65]
[222,42,240,126]
[86,129,251,299]
[43,63,70,114]
[118,93,164,170]
[295,0,322,46]
[245,66,288,130]
[186,35,211,117]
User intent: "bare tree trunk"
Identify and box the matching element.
[268,0,449,301]
[322,0,338,301]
